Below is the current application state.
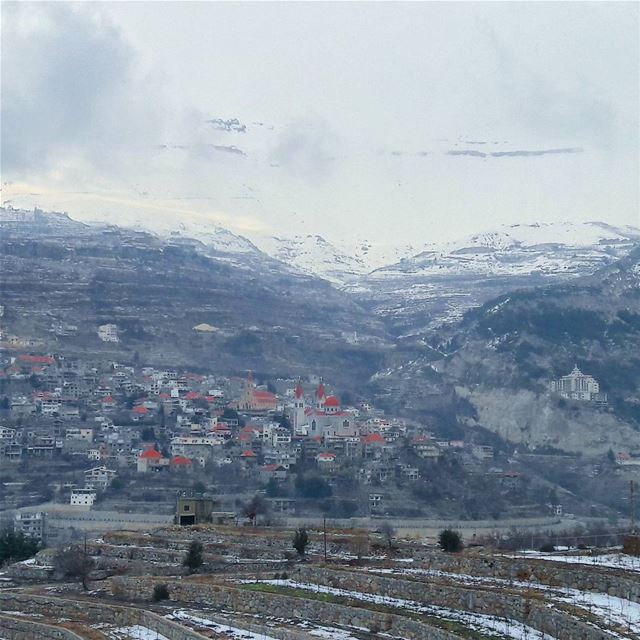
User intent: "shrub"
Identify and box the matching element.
[0,531,39,564]
[292,528,309,556]
[183,540,204,573]
[539,542,556,553]
[152,583,170,602]
[438,529,463,553]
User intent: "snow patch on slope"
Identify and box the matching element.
[374,221,640,279]
[251,234,367,283]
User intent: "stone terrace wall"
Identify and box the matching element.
[290,566,619,640]
[109,576,460,640]
[411,552,640,602]
[0,592,312,640]
[0,615,85,640]
[92,549,288,577]
[100,533,286,560]
[0,594,206,640]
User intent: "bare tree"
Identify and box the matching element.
[243,494,271,525]
[378,523,396,550]
[351,531,370,563]
[53,544,95,590]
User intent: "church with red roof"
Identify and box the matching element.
[292,380,355,439]
[238,371,278,414]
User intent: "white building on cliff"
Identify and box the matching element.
[550,365,607,403]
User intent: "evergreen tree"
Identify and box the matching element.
[438,529,463,552]
[292,528,309,556]
[0,531,39,565]
[183,540,204,573]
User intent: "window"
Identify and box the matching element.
[183,505,190,511]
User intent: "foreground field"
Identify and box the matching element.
[1,525,638,640]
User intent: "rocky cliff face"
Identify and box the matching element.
[426,249,640,454]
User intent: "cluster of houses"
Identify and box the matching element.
[0,350,509,518]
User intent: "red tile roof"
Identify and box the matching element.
[139,448,162,459]
[18,355,55,365]
[254,390,276,401]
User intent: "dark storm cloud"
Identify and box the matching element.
[1,3,160,174]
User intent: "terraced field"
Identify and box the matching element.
[2,525,638,639]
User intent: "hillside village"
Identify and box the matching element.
[1,335,639,550]
[0,346,506,537]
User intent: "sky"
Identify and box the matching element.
[1,1,639,247]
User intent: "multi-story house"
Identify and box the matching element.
[84,466,116,490]
[14,511,46,542]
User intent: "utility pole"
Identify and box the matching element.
[631,480,636,534]
[323,516,327,563]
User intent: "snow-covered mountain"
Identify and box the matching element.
[249,234,421,283]
[1,206,261,257]
[6,207,638,336]
[352,221,640,335]
[165,220,258,255]
[251,221,640,290]
[250,234,366,283]
[375,221,640,279]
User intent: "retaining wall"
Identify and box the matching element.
[0,594,206,640]
[291,565,620,640]
[109,576,460,640]
[411,552,640,602]
[0,615,85,640]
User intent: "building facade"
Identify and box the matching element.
[550,365,607,403]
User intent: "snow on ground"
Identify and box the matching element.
[369,567,640,634]
[509,552,640,573]
[170,608,383,640]
[106,625,170,640]
[245,579,557,640]
[306,625,362,640]
[169,610,280,640]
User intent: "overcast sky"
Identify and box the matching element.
[2,1,638,245]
